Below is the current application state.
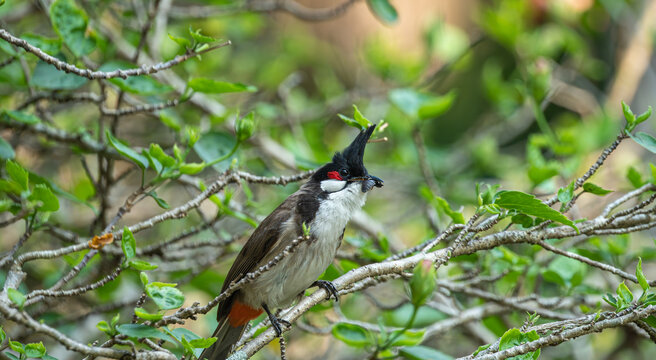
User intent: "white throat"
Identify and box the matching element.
[320,179,347,193]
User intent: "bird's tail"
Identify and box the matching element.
[198,317,246,360]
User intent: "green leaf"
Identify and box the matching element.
[188,337,217,349]
[636,106,653,125]
[140,272,149,286]
[338,114,363,130]
[352,105,373,128]
[6,160,29,191]
[30,184,60,212]
[99,62,172,95]
[168,33,191,49]
[366,0,398,24]
[617,282,634,304]
[622,100,635,125]
[498,328,540,360]
[432,195,464,224]
[194,131,237,172]
[7,288,25,309]
[399,346,454,360]
[542,256,586,288]
[21,34,61,56]
[495,190,577,231]
[9,341,24,354]
[50,0,96,57]
[627,166,645,188]
[147,191,170,209]
[4,352,20,360]
[0,326,5,342]
[146,282,185,310]
[628,132,656,154]
[637,258,649,292]
[159,111,181,131]
[557,182,574,205]
[148,144,176,168]
[527,165,559,186]
[332,323,372,348]
[106,130,149,170]
[121,226,136,260]
[511,214,534,228]
[4,110,40,125]
[179,162,206,175]
[96,320,112,335]
[111,312,120,329]
[417,91,456,120]
[128,259,158,271]
[24,342,46,358]
[188,27,215,43]
[116,324,174,343]
[0,136,15,159]
[31,60,89,90]
[134,308,163,321]
[582,183,612,196]
[388,329,425,347]
[188,78,257,94]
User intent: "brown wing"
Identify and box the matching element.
[216,185,320,319]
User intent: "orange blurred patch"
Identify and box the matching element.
[88,233,114,249]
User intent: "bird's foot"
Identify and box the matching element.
[262,303,290,337]
[312,280,339,302]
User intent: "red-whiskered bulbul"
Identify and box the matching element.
[200,125,383,359]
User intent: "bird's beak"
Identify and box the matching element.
[352,175,383,193]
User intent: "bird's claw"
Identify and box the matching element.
[270,317,291,337]
[313,280,339,302]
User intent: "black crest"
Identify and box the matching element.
[313,125,376,181]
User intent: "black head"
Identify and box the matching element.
[312,125,383,192]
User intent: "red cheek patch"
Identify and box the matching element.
[327,171,343,180]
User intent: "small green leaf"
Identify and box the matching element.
[622,100,635,126]
[9,341,24,354]
[159,111,182,131]
[352,105,373,128]
[50,0,96,57]
[106,131,149,170]
[627,166,645,188]
[582,182,612,196]
[557,182,574,205]
[111,312,120,329]
[188,78,257,94]
[433,196,465,224]
[511,214,534,228]
[616,282,634,304]
[168,33,191,49]
[146,282,185,310]
[495,190,577,231]
[116,324,174,343]
[96,320,112,335]
[140,272,149,286]
[188,337,217,349]
[30,184,59,212]
[498,328,540,360]
[366,0,398,24]
[134,307,163,321]
[417,91,456,120]
[628,132,656,154]
[21,34,61,56]
[128,259,158,271]
[7,288,25,309]
[24,342,46,358]
[121,226,137,260]
[99,62,172,95]
[0,137,15,159]
[637,258,649,292]
[0,326,5,342]
[179,162,206,175]
[399,346,454,360]
[148,144,176,167]
[338,114,363,130]
[388,329,425,347]
[31,60,88,90]
[188,27,215,44]
[636,106,653,125]
[6,160,29,191]
[4,110,40,125]
[332,323,373,348]
[147,191,170,209]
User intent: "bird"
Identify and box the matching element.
[200,125,383,360]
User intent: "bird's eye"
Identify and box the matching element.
[340,169,349,177]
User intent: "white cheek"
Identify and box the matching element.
[321,179,346,193]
